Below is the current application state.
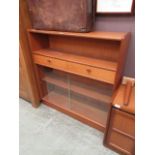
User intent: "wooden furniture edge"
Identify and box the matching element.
[32,54,116,84]
[33,49,117,72]
[104,78,135,154]
[27,28,129,41]
[112,79,135,114]
[113,33,131,91]
[103,107,135,155]
[19,44,31,101]
[43,99,106,132]
[20,0,41,107]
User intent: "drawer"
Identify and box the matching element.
[107,130,134,155]
[67,61,115,84]
[33,54,69,73]
[111,109,135,137]
[33,54,116,84]
[33,54,56,67]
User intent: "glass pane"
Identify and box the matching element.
[41,68,70,109]
[40,67,113,127]
[69,75,113,126]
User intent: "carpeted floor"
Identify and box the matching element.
[19,98,118,155]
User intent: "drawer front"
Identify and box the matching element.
[107,130,134,155]
[33,54,55,67]
[33,54,68,73]
[111,109,135,137]
[67,61,115,84]
[33,54,116,84]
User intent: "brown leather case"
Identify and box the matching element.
[27,0,96,32]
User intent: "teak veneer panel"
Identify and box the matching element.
[28,29,128,41]
[113,34,131,90]
[110,109,135,138]
[33,54,116,84]
[20,0,41,107]
[33,49,117,71]
[28,29,130,90]
[49,36,120,62]
[108,130,134,155]
[19,45,30,101]
[105,109,135,155]
[104,82,135,155]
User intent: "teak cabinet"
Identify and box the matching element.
[19,44,30,101]
[19,0,40,106]
[27,29,130,131]
[104,83,135,155]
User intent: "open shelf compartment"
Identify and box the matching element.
[28,30,121,64]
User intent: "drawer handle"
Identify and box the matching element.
[86,69,91,74]
[124,81,133,106]
[47,59,52,63]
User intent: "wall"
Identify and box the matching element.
[94,16,135,77]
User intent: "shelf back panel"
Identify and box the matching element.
[28,33,49,51]
[49,36,120,62]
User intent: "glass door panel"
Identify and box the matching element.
[41,68,70,109]
[69,75,113,126]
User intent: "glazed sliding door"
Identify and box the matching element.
[39,66,113,129]
[41,68,70,109]
[69,74,113,127]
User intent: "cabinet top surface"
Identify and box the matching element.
[112,85,135,114]
[28,29,129,41]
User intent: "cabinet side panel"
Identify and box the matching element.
[114,33,131,90]
[19,0,41,107]
[19,45,30,101]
